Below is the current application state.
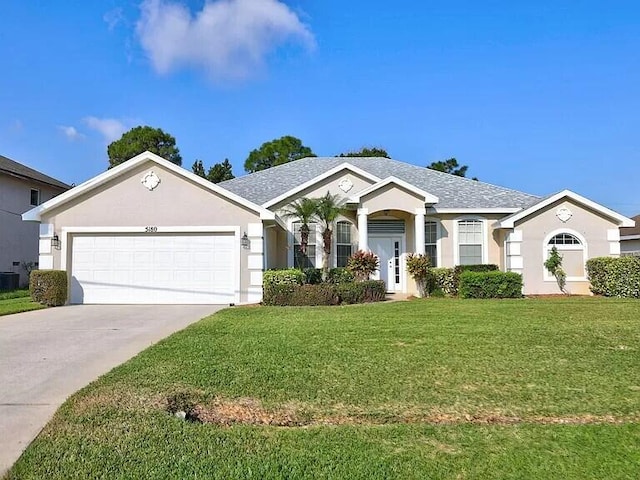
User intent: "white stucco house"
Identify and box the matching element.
[23,151,634,304]
[620,214,640,256]
[1,154,69,287]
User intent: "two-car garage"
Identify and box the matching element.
[70,233,238,304]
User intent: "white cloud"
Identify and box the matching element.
[136,0,315,81]
[104,8,125,31]
[83,117,128,143]
[58,125,85,141]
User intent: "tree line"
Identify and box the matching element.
[106,126,475,182]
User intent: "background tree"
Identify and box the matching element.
[192,160,206,177]
[107,126,182,169]
[244,135,315,173]
[315,192,347,279]
[427,157,477,180]
[337,147,390,158]
[207,159,235,183]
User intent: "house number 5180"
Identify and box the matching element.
[145,226,158,232]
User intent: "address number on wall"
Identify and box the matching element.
[145,226,158,233]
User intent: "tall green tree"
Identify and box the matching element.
[337,147,390,158]
[192,160,206,177]
[207,159,235,183]
[244,135,315,173]
[107,126,182,169]
[315,192,347,279]
[427,157,477,180]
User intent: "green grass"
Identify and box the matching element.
[0,290,43,316]
[7,298,640,479]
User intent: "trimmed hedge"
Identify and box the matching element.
[586,256,640,298]
[30,270,67,306]
[263,280,386,306]
[303,268,323,285]
[459,271,523,299]
[327,268,355,284]
[263,269,304,288]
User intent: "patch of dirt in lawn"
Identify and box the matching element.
[179,397,639,427]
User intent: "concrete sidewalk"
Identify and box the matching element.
[0,304,224,476]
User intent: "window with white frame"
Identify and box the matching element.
[546,232,585,278]
[293,222,317,268]
[457,219,483,265]
[336,221,352,268]
[30,189,40,206]
[425,221,438,267]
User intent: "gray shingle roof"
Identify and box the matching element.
[0,154,70,189]
[220,157,540,209]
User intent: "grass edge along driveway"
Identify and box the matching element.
[0,290,43,317]
[7,297,640,479]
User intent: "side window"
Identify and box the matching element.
[293,222,317,269]
[547,232,585,278]
[425,221,438,267]
[30,189,40,206]
[457,219,483,265]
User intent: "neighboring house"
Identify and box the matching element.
[620,214,640,256]
[22,151,634,304]
[1,154,70,287]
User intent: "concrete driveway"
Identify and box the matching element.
[0,304,224,475]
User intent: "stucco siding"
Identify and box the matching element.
[1,175,65,286]
[39,161,261,302]
[360,184,424,214]
[436,214,505,268]
[515,199,618,294]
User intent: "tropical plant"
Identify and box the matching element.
[281,197,319,259]
[544,246,567,293]
[315,192,347,279]
[406,253,434,297]
[346,250,379,281]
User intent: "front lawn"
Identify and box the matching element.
[0,290,43,316]
[8,298,640,479]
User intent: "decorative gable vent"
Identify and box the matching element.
[368,220,405,234]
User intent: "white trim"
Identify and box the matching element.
[496,190,635,228]
[38,239,52,255]
[247,255,263,270]
[510,256,524,269]
[620,234,640,241]
[22,151,275,222]
[607,229,620,241]
[414,210,425,255]
[39,223,54,237]
[247,223,263,237]
[39,254,53,270]
[357,208,368,251]
[542,228,588,282]
[246,286,263,304]
[349,176,439,204]
[262,163,381,208]
[609,242,621,255]
[453,216,489,265]
[430,207,521,214]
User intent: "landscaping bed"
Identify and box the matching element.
[7,297,640,479]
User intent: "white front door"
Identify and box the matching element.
[369,236,403,292]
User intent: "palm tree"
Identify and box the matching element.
[316,192,347,279]
[281,197,319,265]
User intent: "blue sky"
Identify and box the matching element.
[1,1,639,214]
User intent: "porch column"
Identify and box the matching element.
[357,208,368,251]
[414,207,426,255]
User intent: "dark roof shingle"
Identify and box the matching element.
[0,154,70,189]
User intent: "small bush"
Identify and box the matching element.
[303,268,323,285]
[335,280,386,304]
[346,250,379,281]
[263,269,305,288]
[406,254,435,297]
[432,268,456,296]
[30,270,67,306]
[459,271,523,299]
[586,256,640,298]
[452,264,499,296]
[327,268,355,284]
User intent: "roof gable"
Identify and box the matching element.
[0,154,70,189]
[496,190,635,228]
[23,151,274,222]
[349,176,439,204]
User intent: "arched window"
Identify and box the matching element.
[545,231,586,279]
[336,221,352,268]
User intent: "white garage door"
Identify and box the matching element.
[70,233,237,304]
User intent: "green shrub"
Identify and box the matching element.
[586,256,640,298]
[544,246,566,293]
[30,270,67,306]
[303,268,323,285]
[263,283,339,306]
[452,264,499,296]
[432,268,456,296]
[458,271,523,299]
[327,268,355,284]
[406,253,435,297]
[263,269,305,288]
[346,250,379,281]
[335,280,386,304]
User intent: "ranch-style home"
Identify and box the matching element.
[23,151,634,304]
